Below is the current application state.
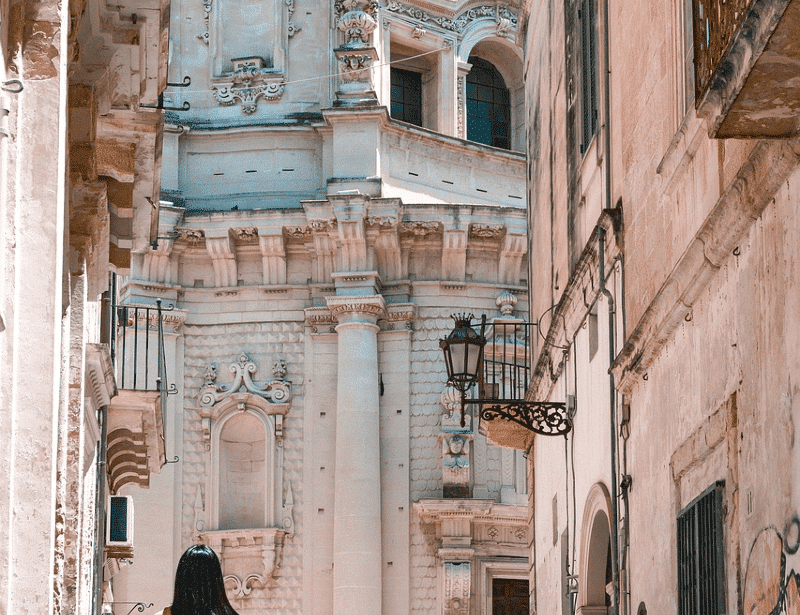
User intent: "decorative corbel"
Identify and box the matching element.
[259,233,287,285]
[205,232,238,287]
[442,229,468,282]
[499,232,527,285]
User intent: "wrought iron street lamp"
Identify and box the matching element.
[439,314,486,427]
[440,313,572,436]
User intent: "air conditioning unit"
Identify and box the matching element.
[106,495,134,547]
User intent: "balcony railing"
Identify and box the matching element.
[476,320,571,437]
[693,0,800,138]
[114,300,176,400]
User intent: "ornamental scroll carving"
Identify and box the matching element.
[385,2,518,35]
[212,58,286,114]
[335,0,379,45]
[200,352,291,407]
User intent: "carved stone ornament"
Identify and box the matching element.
[385,2,518,35]
[177,229,206,245]
[197,0,213,44]
[444,562,471,615]
[335,0,379,46]
[470,223,504,239]
[201,528,286,598]
[327,296,386,320]
[286,0,301,37]
[365,215,397,228]
[284,226,312,240]
[212,58,286,114]
[337,53,374,82]
[200,352,291,407]
[233,227,259,242]
[440,384,462,414]
[309,219,336,232]
[496,291,518,316]
[400,221,441,236]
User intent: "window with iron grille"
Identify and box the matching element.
[677,482,725,615]
[390,68,422,127]
[578,0,598,153]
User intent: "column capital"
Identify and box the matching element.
[326,294,386,324]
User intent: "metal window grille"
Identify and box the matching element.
[677,482,725,615]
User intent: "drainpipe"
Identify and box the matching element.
[598,229,620,615]
[599,0,622,611]
[93,404,108,615]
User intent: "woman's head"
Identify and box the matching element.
[172,544,238,615]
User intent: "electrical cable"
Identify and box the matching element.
[162,47,443,98]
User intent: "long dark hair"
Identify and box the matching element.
[171,544,239,615]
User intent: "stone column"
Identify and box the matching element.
[327,293,386,615]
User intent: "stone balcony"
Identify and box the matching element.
[695,0,800,138]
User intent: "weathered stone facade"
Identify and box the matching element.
[113,1,534,614]
[0,0,171,613]
[504,2,800,615]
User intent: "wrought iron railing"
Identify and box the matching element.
[115,299,175,398]
[477,320,571,436]
[692,0,754,100]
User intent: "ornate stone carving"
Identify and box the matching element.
[212,58,286,114]
[177,229,206,245]
[201,529,286,597]
[286,0,301,37]
[200,352,291,407]
[470,223,504,239]
[385,3,518,35]
[284,226,312,240]
[400,220,441,236]
[496,291,518,316]
[197,0,213,44]
[444,562,471,615]
[309,219,337,232]
[440,384,462,414]
[411,27,426,39]
[233,227,259,242]
[337,53,374,82]
[327,297,386,320]
[365,215,397,228]
[335,0,379,45]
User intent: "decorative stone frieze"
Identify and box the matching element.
[335,0,379,45]
[326,295,386,321]
[385,2,518,35]
[177,229,206,246]
[200,352,292,407]
[383,303,417,330]
[197,0,213,44]
[284,225,312,240]
[286,0,301,37]
[232,227,259,243]
[304,307,338,333]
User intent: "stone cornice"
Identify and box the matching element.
[414,499,524,524]
[611,136,800,395]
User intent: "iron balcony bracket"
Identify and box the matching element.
[478,400,572,437]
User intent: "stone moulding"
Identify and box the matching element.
[611,136,800,395]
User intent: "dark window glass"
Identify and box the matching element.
[677,482,725,615]
[390,68,422,127]
[466,57,511,150]
[579,0,599,152]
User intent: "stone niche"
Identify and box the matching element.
[197,353,295,596]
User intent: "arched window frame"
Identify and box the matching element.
[577,482,613,615]
[201,392,291,533]
[458,30,524,152]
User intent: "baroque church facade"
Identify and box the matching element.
[112,1,534,614]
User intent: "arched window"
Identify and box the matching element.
[466,57,511,150]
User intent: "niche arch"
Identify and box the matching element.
[209,398,281,530]
[577,482,613,615]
